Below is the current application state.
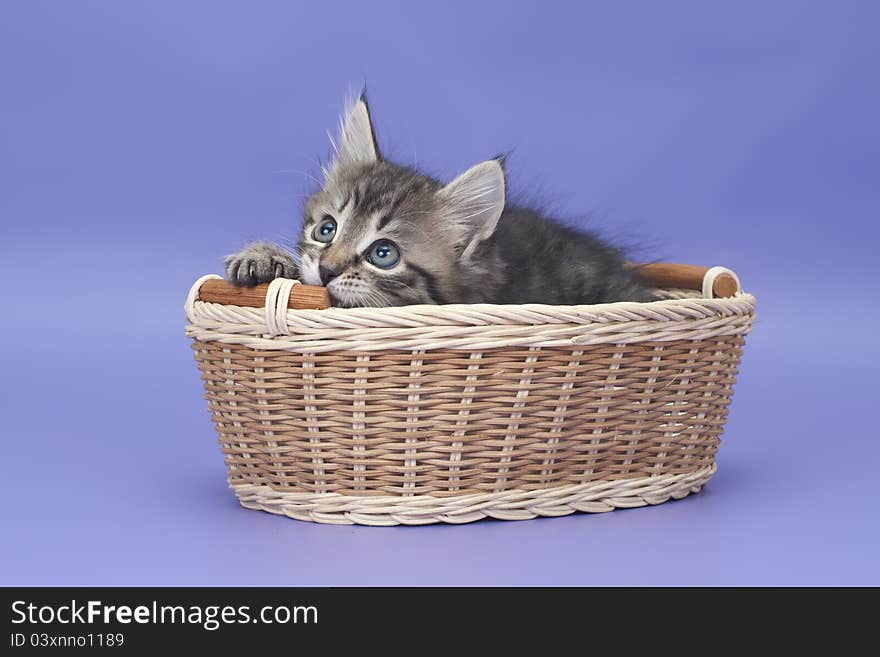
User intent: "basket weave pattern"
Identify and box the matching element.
[186,275,754,525]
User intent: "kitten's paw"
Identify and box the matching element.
[225,242,299,286]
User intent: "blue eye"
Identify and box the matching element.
[312,215,337,243]
[367,240,401,269]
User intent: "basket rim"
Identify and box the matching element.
[184,261,755,353]
[186,275,755,325]
[186,291,754,354]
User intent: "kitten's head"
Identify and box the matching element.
[298,95,506,307]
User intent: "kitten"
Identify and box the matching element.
[225,94,655,306]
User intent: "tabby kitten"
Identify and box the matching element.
[225,95,654,306]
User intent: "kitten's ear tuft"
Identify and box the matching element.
[438,159,506,260]
[492,151,511,168]
[328,96,379,175]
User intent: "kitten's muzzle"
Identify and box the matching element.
[319,266,338,285]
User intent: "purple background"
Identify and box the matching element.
[3,1,878,585]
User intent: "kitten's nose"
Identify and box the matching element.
[319,266,338,285]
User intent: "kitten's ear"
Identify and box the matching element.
[327,95,379,176]
[438,159,506,260]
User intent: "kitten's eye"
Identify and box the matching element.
[312,215,337,243]
[366,240,401,269]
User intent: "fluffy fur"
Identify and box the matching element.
[225,94,654,306]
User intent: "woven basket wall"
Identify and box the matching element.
[185,268,755,525]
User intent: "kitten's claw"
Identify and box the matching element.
[225,242,299,286]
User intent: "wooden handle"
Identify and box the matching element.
[631,263,739,298]
[195,263,737,309]
[198,279,331,309]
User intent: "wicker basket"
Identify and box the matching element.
[185,264,754,525]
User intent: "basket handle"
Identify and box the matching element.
[632,263,741,298]
[189,262,740,310]
[197,278,332,309]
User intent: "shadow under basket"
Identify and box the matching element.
[184,264,755,526]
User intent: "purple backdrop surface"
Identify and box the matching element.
[2,1,878,585]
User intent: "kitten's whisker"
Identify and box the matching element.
[327,131,339,155]
[382,279,421,301]
[272,169,324,187]
[364,288,393,308]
